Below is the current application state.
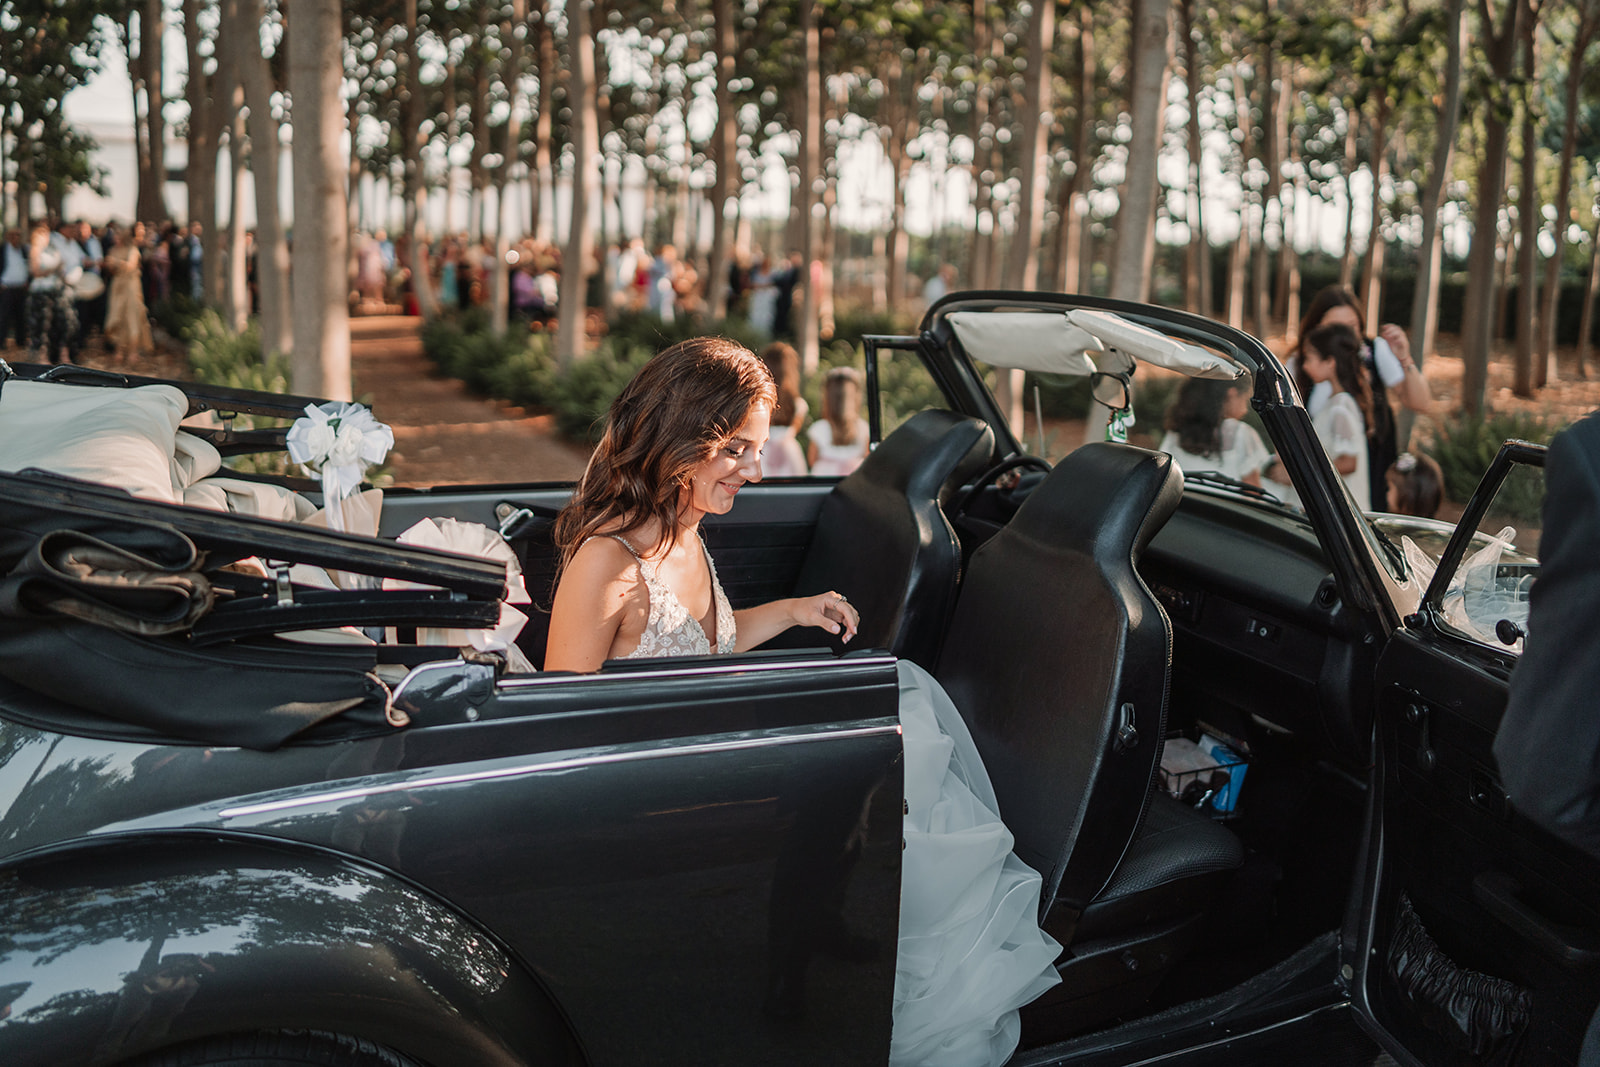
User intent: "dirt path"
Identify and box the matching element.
[348,316,593,486]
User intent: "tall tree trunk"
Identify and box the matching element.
[1513,6,1541,395]
[797,0,821,373]
[1112,0,1170,301]
[241,0,291,356]
[129,13,152,221]
[1180,0,1209,314]
[530,0,555,244]
[184,0,216,299]
[883,51,916,314]
[1253,3,1278,335]
[1226,59,1252,329]
[706,0,737,320]
[1359,96,1391,324]
[138,0,170,223]
[555,0,598,369]
[490,0,526,337]
[288,0,350,399]
[468,8,491,245]
[404,0,438,319]
[1338,109,1360,288]
[1272,60,1295,324]
[966,0,996,290]
[1061,2,1095,296]
[218,0,247,330]
[1536,0,1598,384]
[1409,0,1465,368]
[226,118,249,332]
[1004,0,1054,291]
[1577,201,1600,378]
[1462,0,1525,414]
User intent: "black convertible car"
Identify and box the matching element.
[0,293,1592,1067]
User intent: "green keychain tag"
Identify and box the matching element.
[1106,406,1131,443]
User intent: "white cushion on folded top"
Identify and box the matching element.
[0,381,190,502]
[183,476,318,522]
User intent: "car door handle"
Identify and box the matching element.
[1472,870,1600,967]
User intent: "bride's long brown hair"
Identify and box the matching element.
[554,337,776,573]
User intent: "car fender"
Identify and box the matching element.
[0,832,585,1067]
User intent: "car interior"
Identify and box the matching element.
[484,395,1379,1047]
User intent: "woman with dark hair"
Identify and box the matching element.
[1159,376,1268,486]
[548,337,851,666]
[1383,452,1444,517]
[758,341,809,477]
[1291,285,1431,504]
[1272,323,1375,509]
[546,336,1062,1066]
[808,365,870,476]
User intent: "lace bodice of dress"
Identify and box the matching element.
[606,533,736,658]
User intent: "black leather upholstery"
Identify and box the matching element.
[935,443,1186,919]
[1071,793,1244,942]
[786,409,993,668]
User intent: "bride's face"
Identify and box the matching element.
[683,404,771,519]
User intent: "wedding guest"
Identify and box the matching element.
[1159,376,1269,486]
[759,342,809,477]
[26,222,74,365]
[1382,452,1444,518]
[0,228,29,350]
[807,366,871,477]
[1270,323,1374,509]
[1291,285,1431,505]
[104,222,154,364]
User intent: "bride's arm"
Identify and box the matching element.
[733,592,859,652]
[544,539,641,672]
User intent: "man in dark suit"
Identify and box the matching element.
[0,228,28,351]
[1494,410,1600,1065]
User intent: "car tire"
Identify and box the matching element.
[120,1029,424,1067]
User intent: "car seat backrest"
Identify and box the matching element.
[786,409,993,668]
[934,442,1183,919]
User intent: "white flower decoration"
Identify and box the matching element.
[286,402,394,530]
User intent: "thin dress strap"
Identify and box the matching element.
[587,532,734,658]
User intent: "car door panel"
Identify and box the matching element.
[207,653,905,1067]
[1359,447,1600,1066]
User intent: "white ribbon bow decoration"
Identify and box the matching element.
[286,402,394,531]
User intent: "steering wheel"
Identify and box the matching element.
[950,454,1053,522]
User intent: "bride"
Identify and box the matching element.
[545,338,1061,1066]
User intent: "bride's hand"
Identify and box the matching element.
[792,591,859,643]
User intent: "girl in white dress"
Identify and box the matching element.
[808,366,871,477]
[546,339,1062,1067]
[1158,377,1268,486]
[1268,323,1373,510]
[759,341,810,478]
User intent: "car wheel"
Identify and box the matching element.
[120,1029,424,1067]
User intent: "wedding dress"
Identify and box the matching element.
[606,538,1062,1064]
[891,659,1063,1066]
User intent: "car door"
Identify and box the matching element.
[1355,441,1600,1065]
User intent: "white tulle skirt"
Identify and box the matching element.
[891,661,1064,1067]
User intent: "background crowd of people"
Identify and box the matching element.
[0,217,203,366]
[1153,283,1441,519]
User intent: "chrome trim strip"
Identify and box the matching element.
[219,721,901,820]
[497,653,900,689]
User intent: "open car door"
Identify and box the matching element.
[1356,441,1600,1065]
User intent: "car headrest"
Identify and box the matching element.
[847,409,994,509]
[1006,442,1183,567]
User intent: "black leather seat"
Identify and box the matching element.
[781,409,993,669]
[934,442,1243,1038]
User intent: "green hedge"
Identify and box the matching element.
[1426,409,1557,521]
